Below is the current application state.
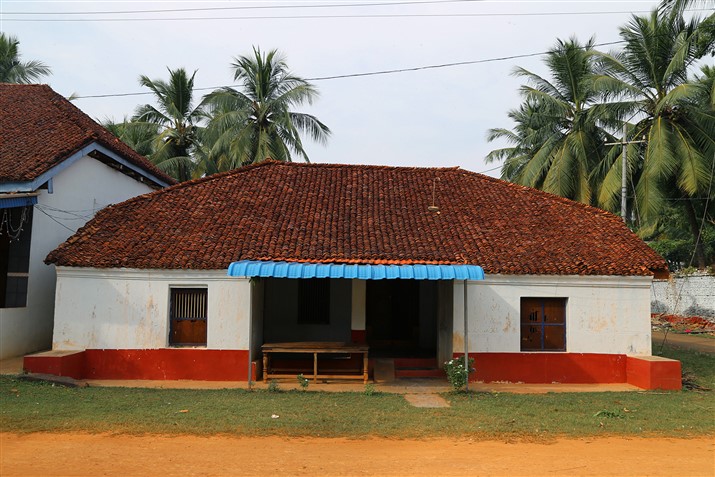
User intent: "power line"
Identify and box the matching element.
[4,9,684,22]
[475,164,502,175]
[3,0,482,15]
[70,39,628,100]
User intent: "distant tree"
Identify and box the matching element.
[659,0,715,57]
[486,38,618,205]
[204,47,330,169]
[134,68,206,182]
[0,32,51,83]
[594,10,714,267]
[102,118,159,158]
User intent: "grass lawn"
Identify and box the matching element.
[1,343,712,439]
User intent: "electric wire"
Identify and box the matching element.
[34,207,77,233]
[6,9,704,22]
[68,38,630,100]
[3,0,485,15]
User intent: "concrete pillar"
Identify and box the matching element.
[351,280,366,343]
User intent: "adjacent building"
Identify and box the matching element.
[0,83,173,359]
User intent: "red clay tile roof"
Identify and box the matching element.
[0,83,174,186]
[46,161,668,276]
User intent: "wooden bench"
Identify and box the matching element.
[261,342,369,384]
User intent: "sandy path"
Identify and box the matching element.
[1,433,713,477]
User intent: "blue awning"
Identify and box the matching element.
[0,196,37,209]
[227,260,485,280]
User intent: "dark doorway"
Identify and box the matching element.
[366,280,437,357]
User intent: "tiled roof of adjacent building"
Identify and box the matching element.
[0,83,174,186]
[46,161,668,276]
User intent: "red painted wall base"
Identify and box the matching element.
[456,352,682,390]
[24,349,681,390]
[24,349,253,381]
[626,355,682,391]
[24,351,85,380]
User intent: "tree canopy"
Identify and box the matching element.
[204,47,330,169]
[487,3,715,269]
[106,48,330,182]
[0,32,51,84]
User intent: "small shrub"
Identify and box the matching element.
[297,374,309,391]
[444,356,475,391]
[363,383,376,396]
[677,266,698,277]
[593,409,623,419]
[267,380,280,393]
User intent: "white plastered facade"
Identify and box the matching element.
[51,272,654,359]
[52,268,252,350]
[452,275,654,356]
[0,156,155,359]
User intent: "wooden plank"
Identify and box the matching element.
[264,373,366,381]
[262,342,368,353]
[262,342,369,384]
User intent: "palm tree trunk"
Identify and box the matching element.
[683,198,707,269]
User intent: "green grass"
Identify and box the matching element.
[1,343,712,439]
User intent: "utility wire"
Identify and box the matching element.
[3,0,484,15]
[69,39,628,100]
[35,207,77,233]
[6,9,695,22]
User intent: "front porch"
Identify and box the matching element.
[254,277,457,381]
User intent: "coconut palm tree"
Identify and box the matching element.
[486,38,618,205]
[659,0,715,57]
[0,33,51,83]
[134,68,206,182]
[204,47,330,169]
[102,118,159,158]
[594,9,715,267]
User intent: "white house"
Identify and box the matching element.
[0,83,173,359]
[30,161,680,389]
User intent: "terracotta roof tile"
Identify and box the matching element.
[0,83,174,186]
[46,161,668,276]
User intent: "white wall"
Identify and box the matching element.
[452,275,653,356]
[0,156,155,359]
[651,275,715,318]
[52,268,251,350]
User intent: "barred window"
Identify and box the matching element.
[169,288,207,346]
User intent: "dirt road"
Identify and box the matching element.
[652,331,715,354]
[1,433,713,477]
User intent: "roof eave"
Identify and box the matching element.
[0,142,172,193]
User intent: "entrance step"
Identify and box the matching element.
[394,358,438,368]
[373,358,396,383]
[394,358,445,379]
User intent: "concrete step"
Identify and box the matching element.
[394,368,445,378]
[394,358,438,368]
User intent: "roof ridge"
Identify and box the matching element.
[281,161,463,173]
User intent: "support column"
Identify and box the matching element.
[351,280,366,343]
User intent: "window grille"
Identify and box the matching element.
[169,288,207,346]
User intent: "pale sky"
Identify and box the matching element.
[1,0,684,177]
